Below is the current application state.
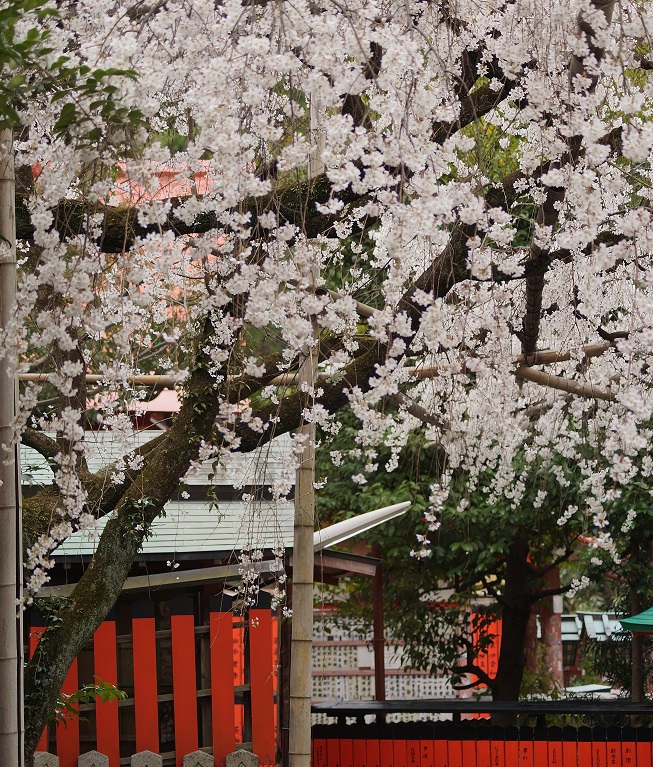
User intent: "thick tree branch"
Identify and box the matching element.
[530,585,569,604]
[519,0,616,356]
[452,674,492,691]
[21,428,59,461]
[16,173,360,252]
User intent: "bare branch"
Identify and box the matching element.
[387,392,447,428]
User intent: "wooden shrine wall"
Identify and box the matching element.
[29,592,278,767]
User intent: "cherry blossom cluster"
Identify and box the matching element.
[8,0,653,597]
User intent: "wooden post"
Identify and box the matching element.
[370,545,386,725]
[278,582,291,767]
[372,565,386,724]
[0,127,22,767]
[288,270,319,767]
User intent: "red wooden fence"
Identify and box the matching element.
[312,724,653,767]
[29,591,278,767]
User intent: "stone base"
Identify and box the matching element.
[226,749,259,767]
[131,751,163,767]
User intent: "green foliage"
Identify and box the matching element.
[315,407,586,682]
[52,678,127,726]
[121,496,158,542]
[584,632,653,697]
[0,0,56,128]
[520,643,563,700]
[0,0,145,141]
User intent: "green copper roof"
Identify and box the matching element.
[619,607,653,633]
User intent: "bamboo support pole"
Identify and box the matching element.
[20,350,618,410]
[513,342,612,366]
[288,272,319,767]
[18,340,614,388]
[0,128,22,767]
[514,366,615,401]
[18,373,179,387]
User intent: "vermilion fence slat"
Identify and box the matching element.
[490,726,506,767]
[622,728,637,767]
[518,730,533,767]
[462,736,477,767]
[132,600,159,754]
[379,739,393,767]
[432,735,447,767]
[563,732,578,767]
[608,727,623,767]
[533,739,548,767]
[406,739,420,767]
[366,738,380,767]
[56,658,80,767]
[504,728,520,767]
[578,727,593,767]
[313,737,327,767]
[420,739,434,767]
[94,615,120,767]
[492,739,505,767]
[327,737,341,767]
[393,737,408,767]
[592,728,608,767]
[210,593,236,767]
[29,611,48,754]
[233,615,245,744]
[249,592,276,766]
[447,736,464,767]
[340,737,354,767]
[272,619,279,737]
[624,741,637,766]
[477,731,491,767]
[353,738,367,767]
[636,728,651,767]
[171,596,199,765]
[547,727,563,767]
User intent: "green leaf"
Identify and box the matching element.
[53,102,77,132]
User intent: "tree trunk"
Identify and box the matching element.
[23,336,227,763]
[0,128,22,767]
[490,537,532,723]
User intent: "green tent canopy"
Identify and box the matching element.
[619,607,653,634]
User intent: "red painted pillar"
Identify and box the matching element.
[28,609,48,754]
[171,596,199,765]
[210,593,236,767]
[249,591,276,767]
[94,611,121,767]
[56,658,80,767]
[132,600,159,754]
